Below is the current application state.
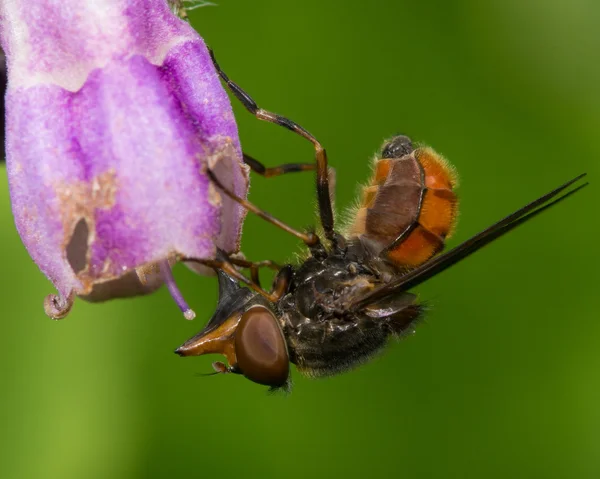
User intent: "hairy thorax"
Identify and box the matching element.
[276,244,419,377]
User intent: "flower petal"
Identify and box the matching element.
[1,0,248,317]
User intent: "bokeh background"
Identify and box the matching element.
[1,1,599,478]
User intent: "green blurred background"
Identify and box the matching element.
[1,1,599,477]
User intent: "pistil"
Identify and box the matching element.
[159,260,195,320]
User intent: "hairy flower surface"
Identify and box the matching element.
[1,0,248,318]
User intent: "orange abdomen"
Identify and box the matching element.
[348,147,458,269]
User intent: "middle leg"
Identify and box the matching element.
[228,256,281,287]
[243,153,315,179]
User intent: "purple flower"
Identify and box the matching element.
[1,0,248,319]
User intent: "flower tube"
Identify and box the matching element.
[1,0,248,319]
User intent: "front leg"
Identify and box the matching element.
[186,255,293,303]
[228,255,281,288]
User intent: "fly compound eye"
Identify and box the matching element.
[234,306,290,387]
[381,135,414,159]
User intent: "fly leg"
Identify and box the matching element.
[210,49,335,244]
[228,256,281,288]
[243,153,315,178]
[205,168,325,257]
[244,153,336,206]
[185,256,292,303]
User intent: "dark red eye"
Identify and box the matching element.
[234,306,289,387]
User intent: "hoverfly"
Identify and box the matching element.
[175,50,587,390]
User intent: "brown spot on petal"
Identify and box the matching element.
[200,136,249,255]
[208,182,222,207]
[56,170,118,223]
[204,137,238,171]
[55,169,119,292]
[135,256,176,286]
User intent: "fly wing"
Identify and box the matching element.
[350,173,588,311]
[363,292,417,318]
[363,292,422,336]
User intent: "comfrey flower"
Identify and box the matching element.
[1,0,248,319]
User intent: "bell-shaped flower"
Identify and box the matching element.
[1,0,248,319]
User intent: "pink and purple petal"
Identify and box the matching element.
[1,0,248,318]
